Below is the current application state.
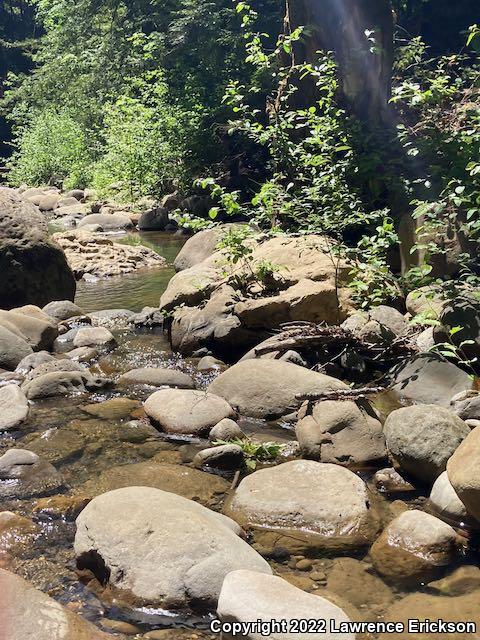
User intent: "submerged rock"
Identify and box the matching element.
[225,460,375,554]
[208,359,347,419]
[217,570,354,640]
[0,568,108,640]
[384,405,470,483]
[0,385,29,431]
[370,510,457,584]
[144,388,235,436]
[74,486,271,608]
[0,448,64,499]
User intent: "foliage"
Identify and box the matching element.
[213,437,285,471]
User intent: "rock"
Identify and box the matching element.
[326,557,394,610]
[225,460,375,554]
[295,400,386,466]
[43,299,84,321]
[138,206,170,230]
[76,457,230,508]
[73,327,116,348]
[24,358,84,381]
[129,306,164,328]
[370,510,457,584]
[144,388,235,436]
[66,189,85,200]
[166,234,352,356]
[447,426,480,521]
[415,326,435,350]
[384,405,470,483]
[369,305,409,336]
[174,226,230,271]
[197,355,227,372]
[193,444,244,470]
[209,418,245,442]
[15,350,55,374]
[82,397,141,420]
[27,428,85,465]
[406,286,444,319]
[0,309,58,350]
[22,370,110,399]
[0,448,63,499]
[428,566,480,596]
[379,590,480,639]
[434,294,480,360]
[0,568,109,639]
[450,390,480,421]
[0,511,38,555]
[74,486,271,608]
[118,367,195,389]
[90,308,134,327]
[429,471,473,526]
[389,353,473,407]
[38,192,60,211]
[53,229,165,279]
[77,212,134,230]
[0,325,33,370]
[0,385,29,431]
[209,359,347,419]
[65,347,98,362]
[33,494,91,520]
[373,467,415,494]
[217,570,354,640]
[0,189,76,308]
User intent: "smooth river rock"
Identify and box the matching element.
[0,448,64,499]
[118,367,195,389]
[0,325,33,370]
[0,385,29,431]
[447,426,480,521]
[429,471,474,526]
[74,486,271,608]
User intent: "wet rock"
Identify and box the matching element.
[389,353,473,407]
[76,456,230,507]
[118,367,195,389]
[43,299,84,321]
[0,448,64,499]
[74,486,271,608]
[22,370,111,399]
[447,426,480,521]
[0,568,109,640]
[225,460,375,554]
[0,385,29,431]
[33,494,91,520]
[0,511,38,555]
[209,360,347,419]
[15,350,55,374]
[197,356,227,372]
[209,418,245,442]
[384,405,470,483]
[373,467,415,494]
[0,190,76,309]
[144,388,235,436]
[0,309,58,350]
[217,570,354,640]
[429,471,474,526]
[370,510,457,584]
[450,390,480,421]
[73,326,116,348]
[0,325,33,370]
[295,400,386,466]
[193,444,244,470]
[138,206,170,230]
[82,397,141,420]
[27,428,86,465]
[326,557,394,610]
[379,590,480,639]
[428,566,480,596]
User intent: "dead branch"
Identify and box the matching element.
[296,386,386,402]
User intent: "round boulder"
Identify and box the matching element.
[447,426,480,521]
[0,385,29,431]
[384,405,470,483]
[429,471,473,526]
[138,206,170,231]
[43,299,84,321]
[74,486,271,608]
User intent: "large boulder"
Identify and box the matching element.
[208,359,347,419]
[224,460,376,553]
[217,570,354,640]
[447,426,480,521]
[0,309,57,350]
[0,385,29,431]
[295,399,386,465]
[22,370,110,399]
[174,226,231,271]
[144,388,235,436]
[43,299,84,321]
[74,486,271,608]
[0,325,33,370]
[164,234,352,356]
[384,405,470,483]
[370,510,457,584]
[138,206,170,231]
[0,189,75,308]
[0,569,109,640]
[429,471,473,526]
[77,212,133,231]
[389,353,472,407]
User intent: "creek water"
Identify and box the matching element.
[2,231,479,638]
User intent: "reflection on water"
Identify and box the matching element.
[74,231,186,313]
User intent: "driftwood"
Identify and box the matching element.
[296,386,386,402]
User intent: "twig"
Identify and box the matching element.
[296,386,386,402]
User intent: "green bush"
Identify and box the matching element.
[8,109,92,188]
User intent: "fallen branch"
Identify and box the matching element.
[296,386,386,402]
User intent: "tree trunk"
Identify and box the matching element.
[285,0,394,124]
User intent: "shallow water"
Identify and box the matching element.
[75,231,186,312]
